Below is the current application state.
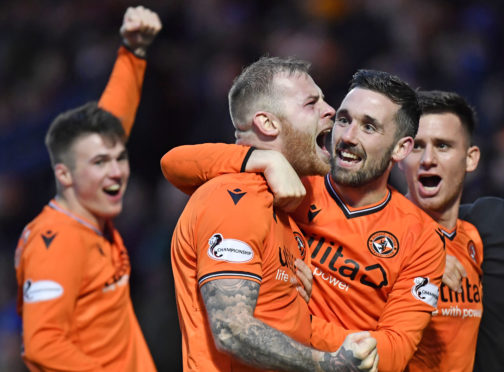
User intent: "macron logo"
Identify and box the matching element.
[228,189,246,205]
[41,230,57,249]
[308,204,321,222]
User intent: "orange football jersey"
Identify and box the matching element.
[15,47,155,371]
[406,219,483,372]
[171,172,311,371]
[161,143,446,372]
[296,175,445,372]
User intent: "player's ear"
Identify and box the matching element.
[252,112,280,138]
[54,163,73,187]
[391,136,414,163]
[466,145,480,173]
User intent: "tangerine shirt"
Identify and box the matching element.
[15,46,155,371]
[171,171,311,371]
[161,143,446,372]
[406,219,483,372]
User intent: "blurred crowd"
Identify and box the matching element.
[1,0,503,370]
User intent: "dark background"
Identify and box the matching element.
[1,0,503,370]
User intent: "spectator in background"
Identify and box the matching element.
[14,6,161,371]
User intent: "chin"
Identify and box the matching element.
[417,197,443,212]
[98,206,123,220]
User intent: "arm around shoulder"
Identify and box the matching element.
[160,143,253,195]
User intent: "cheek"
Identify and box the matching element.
[402,156,420,171]
[399,159,418,181]
[122,163,131,179]
[446,162,466,184]
[331,127,342,143]
[74,169,103,195]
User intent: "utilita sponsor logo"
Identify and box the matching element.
[439,277,481,304]
[308,235,388,289]
[313,267,350,291]
[275,269,290,282]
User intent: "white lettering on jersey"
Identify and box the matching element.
[207,233,254,263]
[411,277,439,307]
[313,267,350,291]
[23,279,63,303]
[434,305,482,319]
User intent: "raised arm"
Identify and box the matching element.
[202,278,378,372]
[98,6,162,137]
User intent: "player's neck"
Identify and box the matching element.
[405,192,461,230]
[54,194,106,232]
[428,203,460,231]
[330,174,390,208]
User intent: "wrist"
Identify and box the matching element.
[245,149,280,173]
[121,40,147,59]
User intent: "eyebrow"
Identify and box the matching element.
[362,114,380,127]
[433,137,456,145]
[118,149,129,158]
[90,149,128,161]
[305,93,321,102]
[336,110,379,124]
[414,137,456,145]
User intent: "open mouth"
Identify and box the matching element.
[103,184,121,196]
[419,175,441,188]
[336,148,362,163]
[317,129,331,153]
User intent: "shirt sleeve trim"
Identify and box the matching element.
[198,270,261,286]
[240,147,256,173]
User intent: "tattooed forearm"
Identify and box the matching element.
[200,279,375,372]
[319,347,363,372]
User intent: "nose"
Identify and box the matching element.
[420,144,437,168]
[340,122,359,144]
[108,160,123,178]
[321,100,336,120]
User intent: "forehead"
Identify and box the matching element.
[417,112,468,144]
[70,133,125,160]
[338,87,399,123]
[273,72,321,100]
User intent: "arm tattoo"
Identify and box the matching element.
[201,279,368,372]
[320,347,363,372]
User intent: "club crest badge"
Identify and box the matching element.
[367,231,399,258]
[467,240,477,262]
[293,231,306,259]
